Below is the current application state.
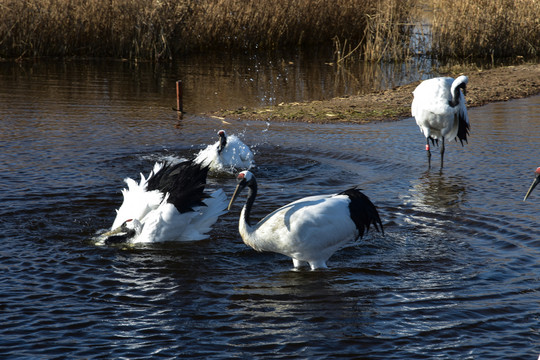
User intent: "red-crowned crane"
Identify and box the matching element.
[194,130,254,173]
[412,75,470,168]
[524,167,540,201]
[97,159,227,245]
[227,170,383,270]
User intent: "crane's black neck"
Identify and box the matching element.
[218,134,227,154]
[449,83,465,107]
[243,180,257,227]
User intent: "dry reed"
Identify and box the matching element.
[361,0,418,61]
[431,0,540,61]
[0,0,417,61]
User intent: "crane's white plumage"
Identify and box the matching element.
[227,171,383,270]
[194,130,254,173]
[412,75,470,168]
[523,167,540,201]
[110,161,164,230]
[98,159,227,245]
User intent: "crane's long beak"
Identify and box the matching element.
[228,182,246,210]
[523,175,540,201]
[95,224,130,246]
[102,225,127,237]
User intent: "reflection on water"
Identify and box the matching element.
[0,53,432,115]
[407,170,468,210]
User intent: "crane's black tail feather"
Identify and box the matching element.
[339,188,384,239]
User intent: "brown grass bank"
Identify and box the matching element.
[0,0,417,61]
[209,63,540,124]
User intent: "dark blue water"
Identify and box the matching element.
[1,61,539,359]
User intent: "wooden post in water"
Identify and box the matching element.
[175,80,183,114]
[173,80,183,123]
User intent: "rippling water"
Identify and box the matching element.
[1,61,539,359]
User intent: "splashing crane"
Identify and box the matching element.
[194,130,254,173]
[98,159,227,244]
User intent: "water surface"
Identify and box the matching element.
[0,61,539,359]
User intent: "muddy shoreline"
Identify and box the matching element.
[208,63,540,124]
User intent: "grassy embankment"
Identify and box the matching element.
[0,0,417,61]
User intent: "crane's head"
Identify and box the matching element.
[217,130,227,154]
[97,218,143,245]
[523,167,540,201]
[228,170,255,210]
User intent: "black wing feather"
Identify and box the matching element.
[146,159,210,213]
[456,111,470,145]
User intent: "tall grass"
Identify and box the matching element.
[431,0,540,61]
[0,0,191,60]
[0,0,417,61]
[4,0,535,62]
[361,0,418,61]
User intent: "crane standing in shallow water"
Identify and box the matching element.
[411,75,470,169]
[523,167,540,201]
[227,171,383,270]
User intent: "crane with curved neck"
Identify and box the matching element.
[228,171,383,270]
[412,75,470,169]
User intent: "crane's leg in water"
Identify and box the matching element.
[440,137,445,169]
[426,138,432,169]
